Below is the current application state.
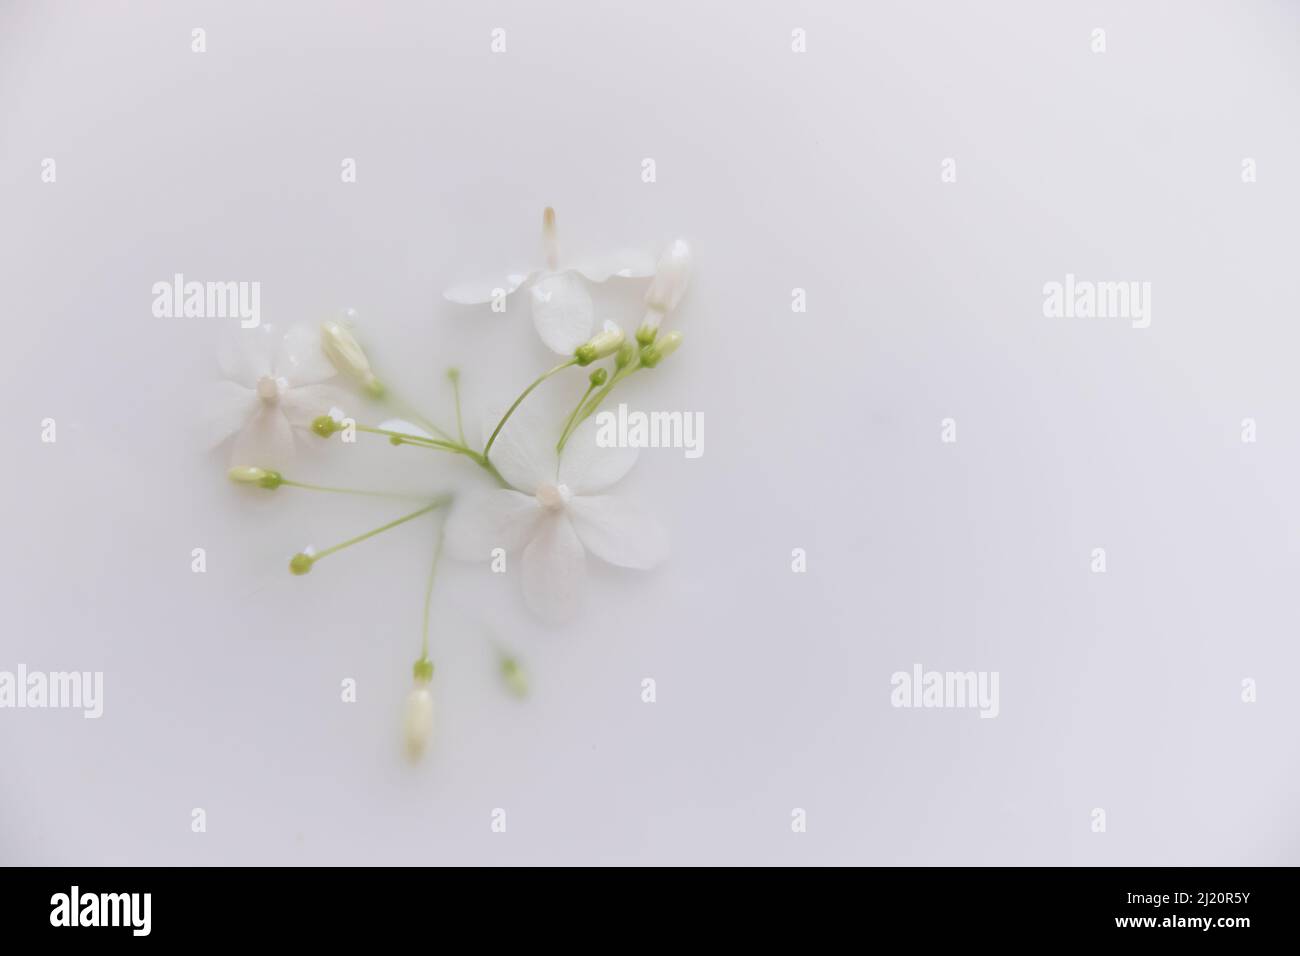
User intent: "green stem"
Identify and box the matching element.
[559,356,641,453]
[282,480,429,500]
[354,423,463,453]
[312,496,450,564]
[483,358,579,459]
[420,517,448,660]
[448,369,467,446]
[356,424,507,488]
[388,396,454,443]
[557,383,599,452]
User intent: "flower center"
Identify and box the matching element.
[535,483,571,512]
[256,376,286,404]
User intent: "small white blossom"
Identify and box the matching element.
[208,324,347,468]
[445,407,669,622]
[443,207,657,355]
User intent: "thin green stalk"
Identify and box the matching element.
[281,480,431,501]
[448,368,467,445]
[559,356,641,453]
[483,358,579,458]
[557,382,599,452]
[419,518,448,661]
[311,497,450,563]
[388,396,455,443]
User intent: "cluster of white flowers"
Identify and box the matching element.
[214,208,693,760]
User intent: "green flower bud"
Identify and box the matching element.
[500,656,529,699]
[227,466,282,489]
[589,367,608,387]
[615,340,636,369]
[288,552,314,575]
[640,330,683,368]
[412,657,435,682]
[574,323,625,366]
[311,415,340,438]
[636,322,659,346]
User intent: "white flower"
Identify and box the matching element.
[444,407,669,623]
[443,207,657,355]
[208,324,346,468]
[403,677,435,760]
[646,239,692,312]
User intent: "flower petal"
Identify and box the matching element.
[522,513,586,622]
[281,384,349,426]
[558,414,639,493]
[443,270,535,305]
[217,324,276,386]
[378,418,433,440]
[569,248,657,283]
[206,381,259,447]
[444,489,542,561]
[483,408,560,494]
[530,272,594,354]
[275,323,337,386]
[231,406,296,469]
[566,495,669,570]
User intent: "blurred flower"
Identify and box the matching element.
[443,207,656,355]
[403,672,435,760]
[445,407,668,622]
[208,324,347,468]
[321,310,384,397]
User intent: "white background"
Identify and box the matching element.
[2,0,1299,865]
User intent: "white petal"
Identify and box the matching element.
[281,384,349,426]
[530,272,594,354]
[217,324,277,386]
[558,414,639,493]
[231,406,296,469]
[206,381,259,447]
[275,323,337,386]
[522,513,586,623]
[444,489,542,561]
[443,270,535,305]
[378,418,433,440]
[570,248,657,283]
[482,407,560,494]
[567,495,669,570]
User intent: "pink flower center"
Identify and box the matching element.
[535,483,571,512]
[256,376,285,404]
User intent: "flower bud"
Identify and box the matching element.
[500,655,529,699]
[636,315,660,346]
[311,414,340,438]
[615,340,636,369]
[644,239,692,315]
[403,671,435,760]
[574,321,625,366]
[227,466,283,489]
[322,316,384,397]
[639,330,683,368]
[589,367,608,387]
[288,551,314,575]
